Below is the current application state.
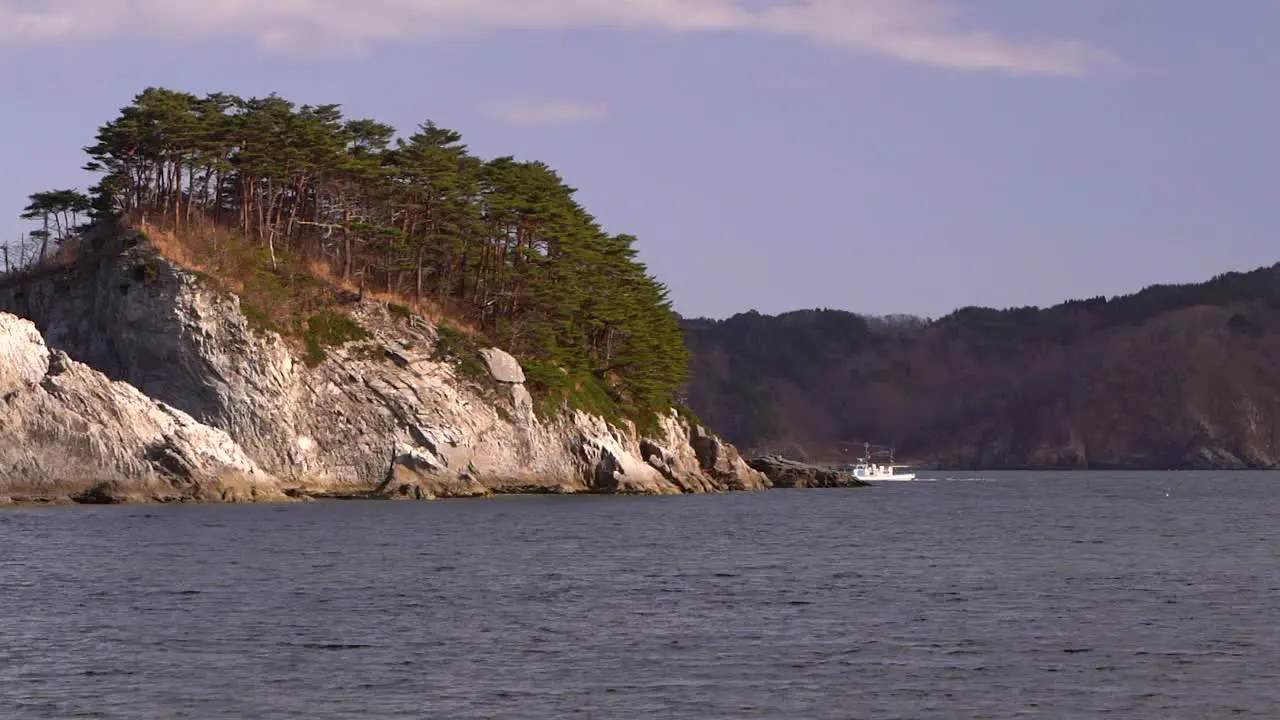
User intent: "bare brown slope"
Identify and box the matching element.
[681,266,1280,469]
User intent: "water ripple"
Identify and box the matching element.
[2,471,1279,718]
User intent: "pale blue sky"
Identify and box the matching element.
[2,1,1277,319]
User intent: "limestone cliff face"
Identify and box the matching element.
[0,313,283,504]
[0,233,767,501]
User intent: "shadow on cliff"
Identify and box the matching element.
[1,221,776,502]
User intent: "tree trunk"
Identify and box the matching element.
[242,177,253,238]
[173,159,183,231]
[416,246,424,301]
[39,215,48,262]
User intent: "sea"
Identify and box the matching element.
[2,470,1278,718]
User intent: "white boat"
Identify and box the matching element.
[850,462,916,482]
[846,442,916,482]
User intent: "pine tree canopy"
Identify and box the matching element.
[18,86,693,430]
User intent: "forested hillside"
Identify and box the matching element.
[683,266,1280,470]
[4,87,689,429]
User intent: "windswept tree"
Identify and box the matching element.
[19,188,92,261]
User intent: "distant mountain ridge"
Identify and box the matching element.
[681,263,1280,470]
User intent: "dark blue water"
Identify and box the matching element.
[3,471,1279,718]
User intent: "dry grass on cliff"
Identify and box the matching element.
[0,235,86,289]
[130,219,484,340]
[3,215,487,343]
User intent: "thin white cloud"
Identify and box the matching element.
[0,0,1122,77]
[481,97,610,126]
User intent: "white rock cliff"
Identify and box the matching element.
[0,231,767,502]
[0,313,283,504]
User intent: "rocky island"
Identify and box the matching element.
[0,87,772,504]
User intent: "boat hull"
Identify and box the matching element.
[857,473,916,482]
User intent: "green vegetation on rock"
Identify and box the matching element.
[522,359,625,427]
[302,309,371,367]
[430,325,490,385]
[386,303,414,322]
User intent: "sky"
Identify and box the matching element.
[1,1,1277,321]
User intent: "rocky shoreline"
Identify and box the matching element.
[0,231,798,506]
[746,455,869,488]
[0,313,285,506]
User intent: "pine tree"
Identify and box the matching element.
[19,86,695,433]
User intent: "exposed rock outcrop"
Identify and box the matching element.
[0,313,284,504]
[690,425,773,491]
[747,455,868,488]
[479,347,526,384]
[0,231,768,501]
